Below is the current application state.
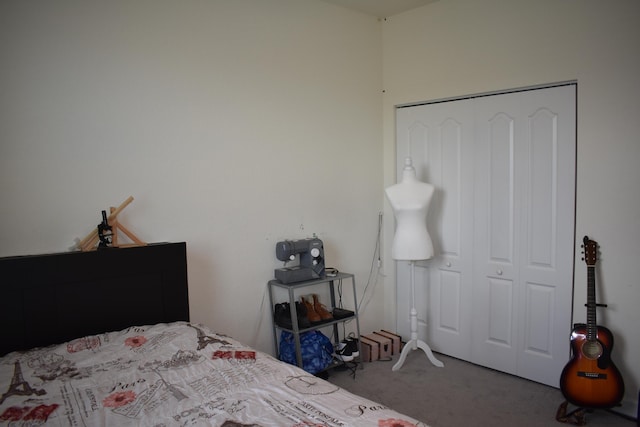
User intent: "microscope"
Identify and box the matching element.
[274,238,325,284]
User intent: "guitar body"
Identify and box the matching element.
[560,323,625,408]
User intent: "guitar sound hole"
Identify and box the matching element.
[581,340,603,360]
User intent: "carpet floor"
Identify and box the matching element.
[327,351,635,427]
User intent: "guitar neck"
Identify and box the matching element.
[586,265,597,340]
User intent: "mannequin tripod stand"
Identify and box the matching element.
[392,260,444,371]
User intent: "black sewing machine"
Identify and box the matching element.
[274,238,325,284]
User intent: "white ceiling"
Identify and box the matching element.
[319,0,438,18]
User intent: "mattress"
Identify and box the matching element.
[0,321,426,426]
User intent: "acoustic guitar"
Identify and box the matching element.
[559,236,624,408]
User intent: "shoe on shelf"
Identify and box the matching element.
[273,302,310,329]
[312,294,333,321]
[274,302,292,328]
[295,301,311,328]
[301,296,322,324]
[333,341,354,362]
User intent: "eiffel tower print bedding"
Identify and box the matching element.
[0,322,426,426]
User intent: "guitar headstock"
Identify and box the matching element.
[582,235,598,266]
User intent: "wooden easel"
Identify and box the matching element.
[77,196,146,251]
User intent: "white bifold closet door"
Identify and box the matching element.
[395,84,576,387]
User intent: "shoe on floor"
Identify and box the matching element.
[344,334,359,358]
[334,341,354,362]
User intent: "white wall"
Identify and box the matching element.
[382,0,640,414]
[0,0,385,355]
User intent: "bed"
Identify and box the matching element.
[0,243,426,426]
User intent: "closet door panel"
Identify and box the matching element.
[516,85,575,386]
[528,108,557,266]
[429,102,475,360]
[438,269,462,333]
[472,92,520,370]
[395,101,474,361]
[488,113,515,263]
[523,282,554,354]
[440,118,463,256]
[488,277,514,345]
[395,106,435,343]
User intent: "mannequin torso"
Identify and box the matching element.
[385,159,434,261]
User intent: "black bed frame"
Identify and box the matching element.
[0,242,189,357]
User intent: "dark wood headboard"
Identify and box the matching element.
[0,242,189,356]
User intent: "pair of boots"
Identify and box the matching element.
[300,294,333,324]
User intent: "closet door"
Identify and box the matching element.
[395,100,475,361]
[472,86,575,386]
[394,84,576,387]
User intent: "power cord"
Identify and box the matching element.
[357,211,383,314]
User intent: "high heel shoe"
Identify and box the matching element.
[301,296,322,324]
[313,294,333,321]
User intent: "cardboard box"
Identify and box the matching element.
[375,330,402,355]
[364,333,392,360]
[360,336,379,362]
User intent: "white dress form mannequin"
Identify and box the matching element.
[385,157,444,370]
